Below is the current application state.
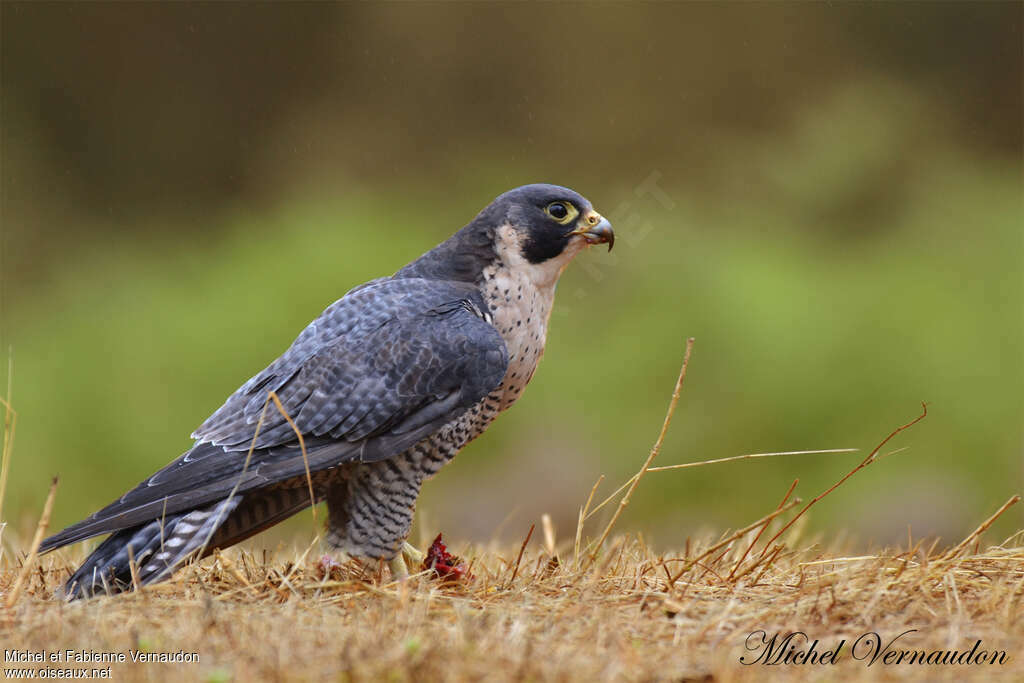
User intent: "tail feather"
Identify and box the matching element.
[206,485,320,549]
[61,486,320,600]
[62,497,241,599]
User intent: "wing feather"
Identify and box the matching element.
[40,278,507,552]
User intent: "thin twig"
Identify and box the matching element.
[757,403,929,558]
[728,478,798,581]
[584,449,856,522]
[268,391,317,523]
[196,394,274,560]
[751,544,785,586]
[574,474,603,569]
[5,477,58,610]
[647,449,859,473]
[0,351,17,526]
[541,514,556,557]
[667,498,801,586]
[126,544,144,598]
[507,524,535,589]
[943,495,1021,560]
[589,338,694,562]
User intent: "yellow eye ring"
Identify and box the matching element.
[545,201,579,225]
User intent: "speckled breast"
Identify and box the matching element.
[405,272,557,479]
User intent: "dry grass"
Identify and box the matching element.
[0,520,1021,682]
[1,345,1022,681]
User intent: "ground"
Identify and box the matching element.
[2,375,1021,681]
[1,525,1021,682]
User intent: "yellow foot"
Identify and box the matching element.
[389,554,410,579]
[402,541,425,565]
[388,542,426,579]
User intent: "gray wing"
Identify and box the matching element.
[194,277,498,449]
[41,278,507,551]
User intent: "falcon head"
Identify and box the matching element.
[490,184,615,265]
[396,184,614,285]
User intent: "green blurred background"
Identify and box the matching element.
[2,3,1021,552]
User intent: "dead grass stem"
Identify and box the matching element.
[0,356,1019,681]
[1,511,1019,682]
[588,338,695,562]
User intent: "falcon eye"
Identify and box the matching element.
[544,201,578,225]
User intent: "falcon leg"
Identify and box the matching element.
[325,460,429,581]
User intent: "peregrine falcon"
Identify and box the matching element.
[40,184,614,598]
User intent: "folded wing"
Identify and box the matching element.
[41,278,507,552]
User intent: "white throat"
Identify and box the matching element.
[477,224,588,409]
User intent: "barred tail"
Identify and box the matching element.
[61,497,240,599]
[61,485,320,600]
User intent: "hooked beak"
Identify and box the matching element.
[567,212,615,252]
